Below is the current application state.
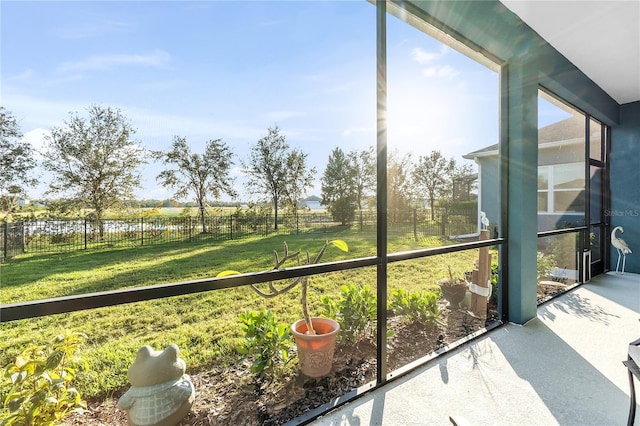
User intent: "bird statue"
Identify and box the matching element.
[611,226,632,274]
[480,211,490,230]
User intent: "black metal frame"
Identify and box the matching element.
[535,87,611,283]
[1,2,510,424]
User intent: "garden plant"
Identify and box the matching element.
[1,330,88,426]
[321,283,378,344]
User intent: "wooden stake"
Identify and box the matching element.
[470,229,491,319]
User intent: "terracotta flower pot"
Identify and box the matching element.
[438,280,468,310]
[291,317,340,378]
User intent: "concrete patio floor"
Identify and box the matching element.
[312,272,640,426]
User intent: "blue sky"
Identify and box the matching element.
[2,1,562,203]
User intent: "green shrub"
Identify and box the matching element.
[490,262,499,305]
[1,330,88,426]
[49,233,72,245]
[537,251,557,282]
[238,309,293,378]
[320,283,377,343]
[389,289,441,326]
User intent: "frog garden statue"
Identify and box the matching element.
[117,344,195,426]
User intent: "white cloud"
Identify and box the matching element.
[411,45,449,64]
[4,93,86,130]
[21,128,50,159]
[230,166,245,177]
[411,47,439,64]
[422,65,460,78]
[341,126,374,137]
[9,69,34,82]
[57,49,171,72]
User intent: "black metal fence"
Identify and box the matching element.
[1,221,25,260]
[1,208,478,259]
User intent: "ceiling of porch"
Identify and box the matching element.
[500,0,640,105]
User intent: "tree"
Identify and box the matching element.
[156,136,237,233]
[387,150,414,224]
[282,149,315,216]
[243,126,315,230]
[42,105,145,234]
[321,147,356,225]
[412,150,456,221]
[0,107,37,213]
[348,146,376,227]
[451,161,477,201]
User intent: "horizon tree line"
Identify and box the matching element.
[0,105,476,230]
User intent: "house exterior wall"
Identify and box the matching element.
[477,142,587,233]
[477,156,500,231]
[610,101,640,273]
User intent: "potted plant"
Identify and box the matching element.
[437,265,468,309]
[219,239,348,378]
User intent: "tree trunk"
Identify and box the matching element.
[430,197,436,221]
[274,197,279,231]
[199,205,207,234]
[96,210,105,241]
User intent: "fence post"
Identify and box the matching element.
[84,218,88,250]
[20,221,25,255]
[413,208,418,242]
[141,217,144,246]
[2,221,7,260]
[440,208,447,236]
[229,215,233,240]
[296,213,299,235]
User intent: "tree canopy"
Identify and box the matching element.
[348,146,376,228]
[156,136,237,233]
[349,146,376,211]
[242,125,315,230]
[0,107,37,212]
[412,150,456,220]
[387,150,413,223]
[321,147,356,225]
[42,105,145,223]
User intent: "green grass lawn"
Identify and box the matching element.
[0,230,485,399]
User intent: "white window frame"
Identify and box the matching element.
[538,163,585,214]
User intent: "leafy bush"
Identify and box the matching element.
[489,262,500,304]
[49,233,72,245]
[537,251,557,282]
[238,309,293,378]
[320,283,377,343]
[1,330,88,426]
[389,289,441,326]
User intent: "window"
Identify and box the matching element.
[538,163,585,213]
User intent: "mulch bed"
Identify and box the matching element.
[66,302,498,426]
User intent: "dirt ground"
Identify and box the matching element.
[64,281,572,425]
[66,299,504,426]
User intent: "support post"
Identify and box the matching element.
[506,57,539,324]
[2,221,7,260]
[470,229,492,319]
[375,0,388,384]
